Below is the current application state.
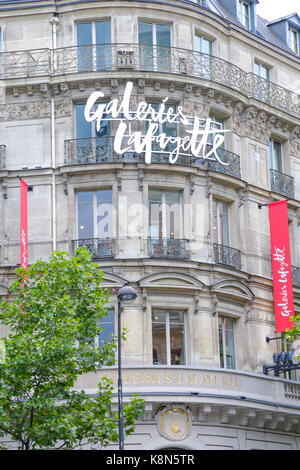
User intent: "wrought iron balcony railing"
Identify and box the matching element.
[292,266,300,287]
[270,169,295,199]
[149,238,187,259]
[0,48,52,78]
[0,44,298,116]
[64,137,242,179]
[53,44,299,116]
[0,145,6,170]
[73,238,116,258]
[213,243,241,270]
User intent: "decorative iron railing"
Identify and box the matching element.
[213,243,241,270]
[0,145,6,170]
[149,238,187,259]
[64,137,242,179]
[0,48,52,78]
[53,44,299,116]
[292,266,300,287]
[0,44,298,116]
[270,169,295,199]
[73,238,115,258]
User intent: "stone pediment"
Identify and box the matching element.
[100,272,128,289]
[210,279,254,304]
[139,272,205,292]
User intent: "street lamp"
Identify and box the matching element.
[117,283,137,451]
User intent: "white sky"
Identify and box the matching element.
[256,0,300,21]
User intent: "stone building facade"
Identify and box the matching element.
[0,0,300,450]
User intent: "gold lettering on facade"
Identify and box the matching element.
[113,370,240,389]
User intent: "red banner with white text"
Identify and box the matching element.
[20,178,28,271]
[269,200,295,333]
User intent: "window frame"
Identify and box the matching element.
[214,199,231,247]
[254,61,270,81]
[238,1,251,30]
[76,189,113,240]
[269,138,283,173]
[152,309,187,366]
[98,307,115,348]
[288,27,299,55]
[148,188,183,240]
[218,315,236,370]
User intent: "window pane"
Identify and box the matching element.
[99,308,114,346]
[76,104,92,139]
[138,21,153,45]
[156,24,170,47]
[77,23,92,46]
[97,190,112,237]
[152,311,167,365]
[203,38,212,55]
[77,192,94,239]
[224,319,235,369]
[169,311,185,365]
[95,21,111,44]
[270,140,282,172]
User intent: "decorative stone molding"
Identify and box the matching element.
[156,405,192,441]
[0,101,51,121]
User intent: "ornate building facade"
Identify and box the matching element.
[0,0,300,450]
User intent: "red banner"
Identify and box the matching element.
[20,178,28,270]
[269,200,295,333]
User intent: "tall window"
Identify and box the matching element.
[75,103,111,163]
[138,21,171,71]
[254,61,270,103]
[218,316,236,369]
[254,62,270,81]
[146,102,178,161]
[214,200,230,247]
[238,1,251,29]
[76,190,113,257]
[99,308,115,347]
[269,139,283,173]
[209,114,225,149]
[288,27,299,55]
[77,20,111,71]
[152,310,186,365]
[149,189,183,258]
[149,189,182,239]
[194,34,212,78]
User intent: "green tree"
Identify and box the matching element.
[0,248,143,450]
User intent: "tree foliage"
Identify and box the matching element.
[0,248,144,450]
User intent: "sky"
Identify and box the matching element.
[256,0,300,21]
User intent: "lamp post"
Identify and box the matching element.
[117,283,137,451]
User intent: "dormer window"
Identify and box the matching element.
[288,27,299,54]
[238,1,251,29]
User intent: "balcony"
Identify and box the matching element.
[149,238,187,259]
[73,238,116,258]
[0,48,51,78]
[0,145,6,170]
[213,243,241,270]
[0,44,297,116]
[64,137,242,179]
[270,169,295,199]
[53,44,298,116]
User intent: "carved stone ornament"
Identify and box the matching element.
[157,405,191,441]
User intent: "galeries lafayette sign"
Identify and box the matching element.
[84,81,229,165]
